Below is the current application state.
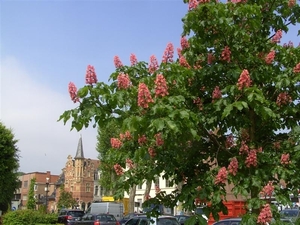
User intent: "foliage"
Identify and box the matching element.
[2,209,58,225]
[0,122,20,213]
[27,178,36,210]
[59,0,300,224]
[96,120,120,195]
[56,185,76,210]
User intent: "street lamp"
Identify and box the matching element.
[45,177,49,213]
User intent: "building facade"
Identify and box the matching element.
[62,136,100,210]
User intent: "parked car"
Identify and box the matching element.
[119,213,146,225]
[57,209,85,225]
[125,215,180,225]
[212,217,294,225]
[174,215,190,225]
[74,213,120,225]
[280,209,300,222]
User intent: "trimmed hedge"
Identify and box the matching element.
[2,209,60,225]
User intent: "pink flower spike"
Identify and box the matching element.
[117,73,131,89]
[180,37,189,50]
[214,167,227,184]
[114,56,123,68]
[85,65,98,85]
[162,43,174,64]
[68,82,79,103]
[138,83,154,108]
[155,74,169,97]
[149,55,159,74]
[293,63,300,73]
[271,30,283,43]
[130,53,138,66]
[237,69,251,90]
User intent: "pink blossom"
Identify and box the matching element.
[120,131,132,141]
[148,147,156,158]
[110,138,122,149]
[257,204,272,224]
[225,134,234,149]
[138,83,154,108]
[148,55,159,74]
[271,30,283,43]
[245,149,257,167]
[126,158,134,169]
[130,53,138,66]
[228,157,238,176]
[138,135,147,146]
[293,63,300,73]
[180,37,189,50]
[114,164,124,176]
[261,182,274,197]
[276,92,292,107]
[221,46,231,63]
[177,48,182,57]
[193,97,203,110]
[179,56,190,68]
[155,74,169,97]
[85,65,98,85]
[212,86,222,102]
[114,56,123,68]
[281,153,290,165]
[68,82,79,103]
[288,0,296,7]
[188,0,199,10]
[207,53,215,64]
[265,50,275,64]
[239,141,249,154]
[237,69,251,90]
[215,167,227,184]
[155,133,164,146]
[162,43,174,63]
[283,41,294,48]
[117,73,131,89]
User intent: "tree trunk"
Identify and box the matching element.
[144,179,152,201]
[129,184,136,213]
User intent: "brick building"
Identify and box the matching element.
[59,136,100,210]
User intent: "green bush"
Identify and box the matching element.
[2,209,58,225]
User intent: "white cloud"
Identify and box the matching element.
[0,56,99,175]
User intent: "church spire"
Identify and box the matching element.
[75,135,84,159]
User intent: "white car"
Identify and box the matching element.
[125,215,180,225]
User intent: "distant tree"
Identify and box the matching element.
[57,185,76,210]
[0,122,20,213]
[27,178,36,210]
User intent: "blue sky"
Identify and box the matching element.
[0,1,299,175]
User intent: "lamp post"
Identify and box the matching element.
[45,177,49,213]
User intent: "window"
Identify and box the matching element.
[155,177,159,187]
[22,195,27,200]
[34,184,38,191]
[165,179,172,188]
[94,186,99,195]
[86,183,91,192]
[23,181,28,188]
[71,186,73,192]
[138,184,142,189]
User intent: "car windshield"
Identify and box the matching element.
[97,215,116,221]
[157,218,180,225]
[69,211,84,217]
[280,210,299,217]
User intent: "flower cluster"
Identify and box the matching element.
[114,56,123,68]
[155,74,169,97]
[261,182,274,197]
[225,134,234,149]
[245,149,258,167]
[293,63,300,73]
[239,141,249,154]
[212,86,222,102]
[281,153,290,165]
[138,83,154,108]
[179,56,190,68]
[193,97,203,110]
[117,73,131,89]
[130,53,138,66]
[177,48,182,57]
[276,92,292,107]
[68,82,79,103]
[110,138,122,149]
[155,185,161,194]
[207,53,215,64]
[283,41,294,48]
[237,69,251,90]
[148,147,156,158]
[120,131,132,141]
[271,30,282,43]
[231,0,247,3]
[155,133,164,146]
[265,50,275,64]
[181,36,189,50]
[138,135,147,146]
[149,55,159,74]
[114,164,124,176]
[221,46,231,63]
[85,65,98,85]
[288,0,296,7]
[162,43,174,63]
[126,158,134,169]
[257,204,272,224]
[188,0,199,10]
[228,157,238,176]
[273,141,281,149]
[215,167,227,184]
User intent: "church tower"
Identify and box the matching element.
[74,136,84,182]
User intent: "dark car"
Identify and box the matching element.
[58,209,85,225]
[280,209,300,222]
[125,215,180,225]
[174,215,190,225]
[119,213,146,225]
[212,217,294,225]
[74,213,120,225]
